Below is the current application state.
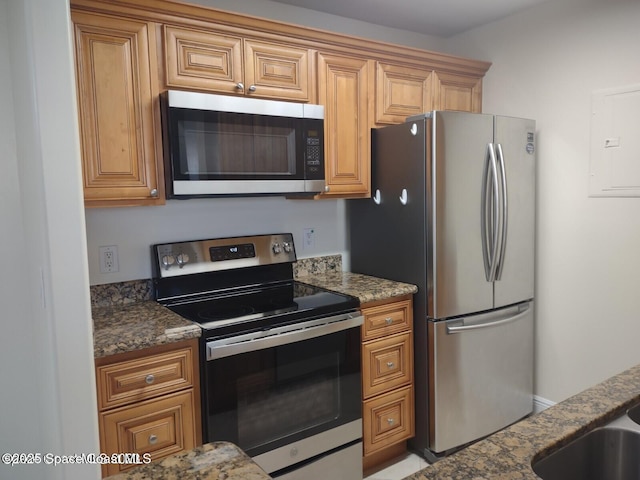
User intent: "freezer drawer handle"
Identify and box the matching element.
[446,307,530,334]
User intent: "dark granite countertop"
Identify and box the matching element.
[92,301,200,358]
[91,262,417,358]
[297,271,418,304]
[104,442,271,480]
[404,363,640,479]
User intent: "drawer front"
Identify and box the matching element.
[363,332,412,399]
[100,390,196,476]
[362,299,412,341]
[363,385,414,456]
[97,347,194,410]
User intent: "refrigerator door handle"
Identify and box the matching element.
[373,189,381,205]
[399,188,408,205]
[446,306,530,334]
[495,143,508,280]
[481,143,500,282]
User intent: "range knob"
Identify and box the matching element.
[272,243,282,254]
[283,242,293,253]
[176,253,190,268]
[161,254,175,270]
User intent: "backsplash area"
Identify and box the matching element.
[91,255,342,308]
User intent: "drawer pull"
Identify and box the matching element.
[387,418,395,425]
[387,361,395,368]
[145,374,155,385]
[385,317,393,325]
[148,434,158,445]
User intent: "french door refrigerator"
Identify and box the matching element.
[348,111,535,459]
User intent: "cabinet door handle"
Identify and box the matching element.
[236,82,244,91]
[387,418,395,425]
[145,374,155,385]
[387,361,395,368]
[385,317,393,325]
[148,434,158,445]
[248,85,257,92]
[150,188,158,198]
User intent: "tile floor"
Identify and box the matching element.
[363,453,430,480]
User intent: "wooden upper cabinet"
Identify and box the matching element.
[163,25,315,102]
[375,62,434,125]
[433,72,483,113]
[72,11,164,207]
[318,53,371,197]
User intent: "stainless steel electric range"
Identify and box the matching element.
[152,233,363,480]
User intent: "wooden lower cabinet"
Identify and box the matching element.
[361,296,415,471]
[95,339,201,477]
[100,390,196,467]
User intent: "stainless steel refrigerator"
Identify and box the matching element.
[348,111,535,459]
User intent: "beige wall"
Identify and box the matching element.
[447,0,640,403]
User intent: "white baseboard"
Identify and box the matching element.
[533,395,556,414]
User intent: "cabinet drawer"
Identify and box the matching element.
[363,332,412,399]
[362,299,412,341]
[99,390,196,476]
[363,385,414,456]
[96,347,194,410]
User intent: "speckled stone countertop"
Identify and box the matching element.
[297,271,418,304]
[91,256,416,358]
[92,301,200,358]
[404,363,640,480]
[104,442,271,480]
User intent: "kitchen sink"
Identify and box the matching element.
[532,406,640,480]
[627,403,640,425]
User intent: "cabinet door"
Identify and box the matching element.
[72,12,163,207]
[318,53,370,197]
[433,72,483,113]
[244,40,315,101]
[363,385,414,456]
[363,332,413,399]
[375,62,433,125]
[164,25,243,93]
[100,390,196,476]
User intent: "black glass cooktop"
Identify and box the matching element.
[163,281,359,338]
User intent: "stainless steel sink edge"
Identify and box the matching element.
[531,403,640,480]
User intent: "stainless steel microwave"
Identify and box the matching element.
[160,90,325,197]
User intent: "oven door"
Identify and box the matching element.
[203,313,363,474]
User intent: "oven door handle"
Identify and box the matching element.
[206,312,363,360]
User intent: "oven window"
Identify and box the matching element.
[237,351,339,449]
[172,110,299,179]
[204,327,361,456]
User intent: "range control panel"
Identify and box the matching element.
[152,233,296,278]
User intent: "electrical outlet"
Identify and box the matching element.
[99,245,119,273]
[303,228,316,249]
